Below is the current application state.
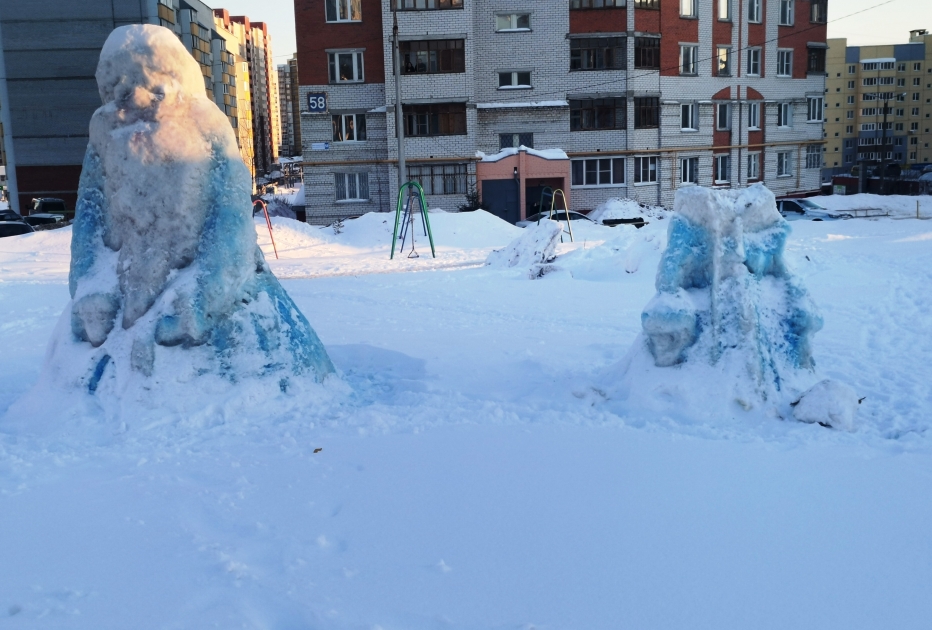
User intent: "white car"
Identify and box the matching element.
[778,198,852,221]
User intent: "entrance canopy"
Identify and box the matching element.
[476,147,570,224]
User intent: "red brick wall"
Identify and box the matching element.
[779,0,826,79]
[712,4,733,77]
[634,5,660,33]
[294,0,386,85]
[660,0,698,77]
[747,14,766,77]
[16,165,83,216]
[568,6,627,33]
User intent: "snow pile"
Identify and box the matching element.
[792,379,859,431]
[587,198,666,223]
[609,184,832,420]
[486,219,562,275]
[6,25,334,430]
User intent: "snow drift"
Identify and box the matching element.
[5,25,334,430]
[608,185,853,425]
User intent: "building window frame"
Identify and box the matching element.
[570,98,627,131]
[681,102,698,131]
[400,39,465,75]
[326,0,362,22]
[500,132,534,149]
[495,13,531,31]
[748,0,762,23]
[805,145,823,169]
[634,96,660,129]
[714,154,731,184]
[394,0,463,10]
[716,46,733,76]
[748,102,761,129]
[777,49,793,77]
[406,163,469,195]
[776,151,793,177]
[810,0,826,23]
[747,152,761,180]
[681,156,699,184]
[634,37,661,70]
[779,0,794,26]
[571,157,626,187]
[498,71,533,89]
[680,45,698,75]
[332,113,367,142]
[570,0,625,7]
[747,47,761,76]
[334,172,369,202]
[570,36,627,71]
[404,102,467,136]
[716,102,732,130]
[807,47,826,74]
[680,0,697,17]
[634,156,658,184]
[807,96,824,122]
[328,50,364,84]
[777,102,793,128]
[718,0,732,21]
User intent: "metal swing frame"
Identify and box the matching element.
[390,181,436,259]
[535,187,574,243]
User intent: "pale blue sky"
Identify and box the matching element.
[214,0,931,64]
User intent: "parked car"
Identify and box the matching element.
[24,213,66,227]
[29,197,68,215]
[778,198,852,221]
[0,209,24,222]
[0,221,35,238]
[517,210,595,228]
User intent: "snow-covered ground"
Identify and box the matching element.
[1,205,931,628]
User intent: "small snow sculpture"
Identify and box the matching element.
[59,26,333,397]
[792,380,859,431]
[486,219,563,278]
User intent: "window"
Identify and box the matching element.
[404,103,467,136]
[807,48,826,73]
[911,122,920,131]
[863,77,877,86]
[778,50,793,77]
[847,80,855,88]
[846,125,853,133]
[335,172,369,201]
[328,51,363,83]
[747,48,761,76]
[777,102,792,127]
[634,37,660,69]
[849,64,857,74]
[714,155,730,183]
[326,0,361,22]
[810,0,826,23]
[861,123,876,131]
[915,62,923,72]
[913,107,920,116]
[680,45,698,75]
[748,102,760,129]
[807,97,824,122]
[570,37,627,71]
[777,151,792,176]
[898,62,907,72]
[898,78,906,87]
[844,139,854,148]
[570,98,627,130]
[499,133,534,150]
[914,92,921,101]
[400,40,465,74]
[895,122,904,131]
[681,103,698,130]
[806,145,823,168]
[681,0,696,17]
[779,0,794,25]
[880,61,895,70]
[570,0,624,7]
[634,97,660,128]
[717,102,731,130]
[332,113,366,142]
[394,0,463,9]
[634,156,657,183]
[879,77,894,85]
[716,46,732,76]
[847,96,855,104]
[718,0,731,20]
[634,0,659,7]
[847,110,854,119]
[863,62,878,71]
[748,153,760,180]
[571,158,626,187]
[499,71,532,88]
[496,13,530,31]
[748,0,761,22]
[914,77,922,86]
[407,164,468,195]
[681,157,699,184]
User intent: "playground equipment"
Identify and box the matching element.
[535,187,574,243]
[391,181,436,259]
[253,199,279,259]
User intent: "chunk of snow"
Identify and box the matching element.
[793,379,860,431]
[486,220,562,272]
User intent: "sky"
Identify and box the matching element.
[213,0,931,63]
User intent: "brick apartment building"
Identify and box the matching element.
[823,29,932,181]
[295,0,828,224]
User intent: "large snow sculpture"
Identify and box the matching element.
[610,185,827,418]
[47,25,332,404]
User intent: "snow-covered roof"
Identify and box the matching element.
[477,146,569,162]
[861,58,896,64]
[476,100,568,110]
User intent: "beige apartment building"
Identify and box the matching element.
[824,29,932,181]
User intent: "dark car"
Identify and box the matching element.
[0,222,35,238]
[778,198,852,220]
[30,197,68,215]
[24,213,66,227]
[0,209,23,222]
[517,210,595,228]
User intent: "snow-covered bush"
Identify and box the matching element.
[486,219,562,277]
[11,25,334,424]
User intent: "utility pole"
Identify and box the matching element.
[392,12,406,190]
